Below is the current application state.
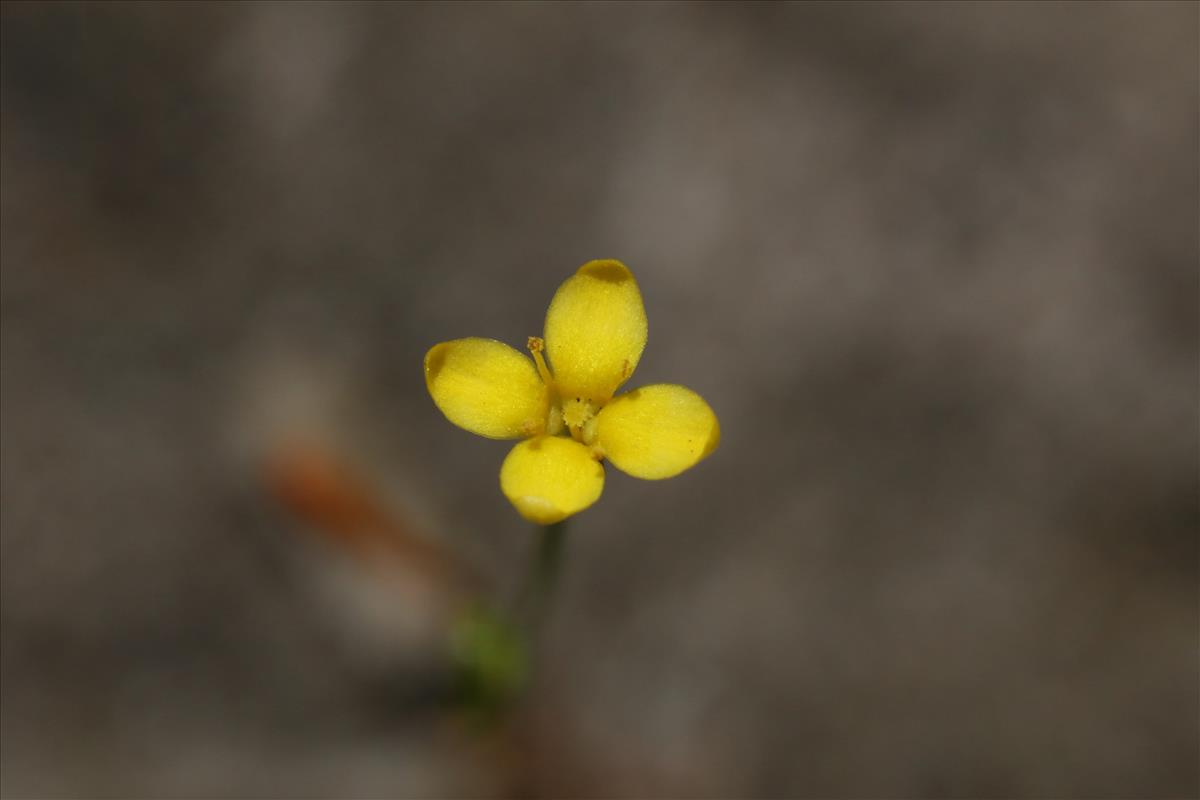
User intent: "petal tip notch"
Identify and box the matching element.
[423,341,448,386]
[577,259,634,283]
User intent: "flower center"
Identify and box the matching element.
[561,396,595,429]
[528,336,601,448]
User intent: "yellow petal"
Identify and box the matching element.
[544,260,648,403]
[500,436,605,524]
[595,384,720,480]
[425,338,548,439]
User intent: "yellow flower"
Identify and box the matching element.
[424,260,721,525]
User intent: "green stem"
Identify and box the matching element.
[517,520,568,630]
[449,521,570,720]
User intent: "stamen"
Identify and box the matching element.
[526,336,554,387]
[581,415,599,446]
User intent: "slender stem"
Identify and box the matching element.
[517,520,568,630]
[450,521,570,720]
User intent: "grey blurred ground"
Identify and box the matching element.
[2,2,1197,798]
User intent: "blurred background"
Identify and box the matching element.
[2,2,1197,797]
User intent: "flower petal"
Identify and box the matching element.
[595,384,720,480]
[500,436,605,524]
[425,338,548,439]
[544,260,648,403]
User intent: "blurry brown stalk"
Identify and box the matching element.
[264,441,480,599]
